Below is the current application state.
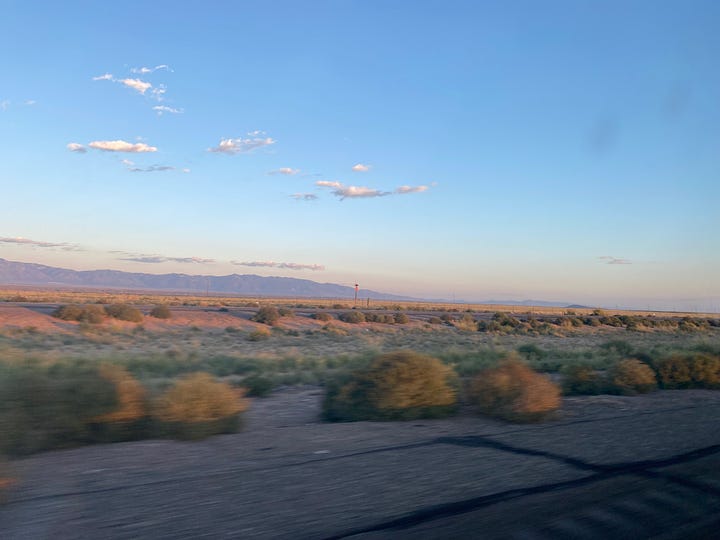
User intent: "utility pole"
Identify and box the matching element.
[354,283,359,306]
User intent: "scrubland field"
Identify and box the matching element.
[2,289,720,537]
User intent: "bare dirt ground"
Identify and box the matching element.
[2,387,719,539]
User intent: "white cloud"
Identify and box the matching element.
[118,78,152,94]
[24,100,36,106]
[270,167,300,175]
[332,185,389,199]
[231,260,325,271]
[130,64,172,74]
[208,136,276,154]
[0,100,9,111]
[395,185,429,194]
[152,105,182,115]
[315,180,343,188]
[291,193,319,201]
[92,73,114,81]
[88,140,158,153]
[352,163,371,172]
[182,168,191,174]
[67,142,87,153]
[150,85,167,101]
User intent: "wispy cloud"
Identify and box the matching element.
[24,100,36,106]
[152,105,183,115]
[231,260,325,271]
[127,165,175,173]
[269,167,300,175]
[598,256,632,265]
[395,185,429,194]
[315,180,343,188]
[119,255,215,264]
[0,236,84,251]
[118,78,152,95]
[67,142,87,153]
[208,135,276,154]
[130,64,172,74]
[92,73,114,81]
[352,163,371,172]
[0,100,9,111]
[88,140,157,153]
[291,193,319,201]
[315,180,389,200]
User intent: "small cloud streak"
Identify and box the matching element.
[127,165,175,173]
[119,255,215,264]
[92,73,113,81]
[352,163,371,172]
[231,260,325,271]
[291,193,318,201]
[208,136,275,154]
[67,142,87,153]
[598,256,632,265]
[88,140,157,153]
[24,100,36,106]
[315,180,342,188]
[395,185,428,194]
[118,78,152,94]
[0,236,83,251]
[269,167,300,175]
[131,65,171,74]
[153,105,183,115]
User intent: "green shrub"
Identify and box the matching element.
[312,312,333,322]
[323,351,458,421]
[251,306,280,325]
[609,359,657,394]
[277,307,294,317]
[468,357,561,422]
[153,373,247,439]
[242,374,275,397]
[562,365,607,395]
[654,355,693,389]
[52,304,105,324]
[104,304,143,322]
[247,327,271,341]
[0,367,118,456]
[339,311,366,324]
[687,354,720,388]
[394,312,409,324]
[150,304,172,319]
[428,317,442,324]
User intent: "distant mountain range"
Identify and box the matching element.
[0,258,585,307]
[0,258,417,300]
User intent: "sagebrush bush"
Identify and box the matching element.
[311,312,333,322]
[242,374,274,397]
[609,359,657,394]
[251,306,280,325]
[394,312,409,324]
[150,304,172,319]
[153,373,247,439]
[92,365,147,423]
[654,354,720,389]
[277,307,294,317]
[339,311,366,324]
[468,357,561,422]
[562,365,607,395]
[52,304,105,324]
[0,367,117,456]
[104,304,143,322]
[323,351,458,421]
[246,327,271,341]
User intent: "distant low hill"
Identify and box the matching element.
[0,258,418,301]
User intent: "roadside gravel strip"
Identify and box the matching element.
[2,388,719,539]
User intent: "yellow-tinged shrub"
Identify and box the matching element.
[654,354,720,389]
[469,357,561,422]
[93,365,147,423]
[323,351,458,421]
[610,359,657,394]
[154,373,247,424]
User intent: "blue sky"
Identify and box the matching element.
[1,1,718,311]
